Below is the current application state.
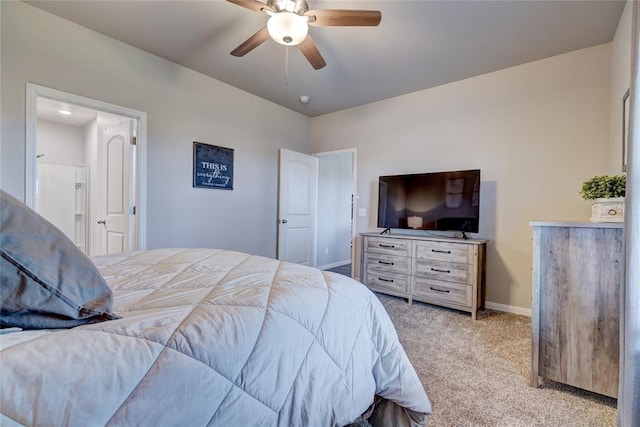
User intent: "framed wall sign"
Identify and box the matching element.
[623,88,630,172]
[193,142,234,190]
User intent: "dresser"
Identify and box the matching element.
[530,221,622,398]
[360,233,487,320]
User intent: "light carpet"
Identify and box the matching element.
[378,294,617,427]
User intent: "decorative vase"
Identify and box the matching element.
[590,197,625,223]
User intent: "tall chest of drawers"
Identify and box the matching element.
[360,233,488,320]
[530,222,622,398]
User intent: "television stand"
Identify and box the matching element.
[380,228,391,234]
[461,231,470,240]
[360,232,488,320]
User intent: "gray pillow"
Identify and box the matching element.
[0,190,119,329]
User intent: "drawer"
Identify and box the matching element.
[413,258,473,284]
[412,277,472,307]
[365,270,410,294]
[365,252,410,275]
[365,236,412,257]
[414,240,473,264]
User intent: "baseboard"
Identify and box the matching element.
[318,259,351,271]
[485,301,531,317]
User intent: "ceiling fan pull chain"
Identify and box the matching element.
[285,46,289,85]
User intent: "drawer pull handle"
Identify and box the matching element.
[431,268,451,274]
[432,249,451,254]
[379,244,395,249]
[430,287,450,293]
[378,260,394,265]
[379,277,394,283]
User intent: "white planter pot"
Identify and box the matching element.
[590,197,624,223]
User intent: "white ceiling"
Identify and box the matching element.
[26,0,625,117]
[37,97,97,127]
[37,97,131,128]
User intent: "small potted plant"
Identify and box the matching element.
[580,175,626,222]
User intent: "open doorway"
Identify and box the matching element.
[276,148,357,277]
[25,84,147,255]
[314,149,357,278]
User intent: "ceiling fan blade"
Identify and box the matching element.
[230,27,270,57]
[226,0,272,14]
[305,10,381,27]
[298,35,326,70]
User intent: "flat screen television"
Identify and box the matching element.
[377,169,480,233]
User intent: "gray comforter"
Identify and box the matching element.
[1,248,431,426]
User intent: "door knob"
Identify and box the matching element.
[97,220,106,225]
[280,219,288,224]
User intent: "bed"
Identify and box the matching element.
[0,190,431,426]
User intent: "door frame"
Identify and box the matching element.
[312,148,358,278]
[25,83,148,251]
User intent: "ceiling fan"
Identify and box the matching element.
[226,0,381,70]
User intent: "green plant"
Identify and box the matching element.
[580,175,626,200]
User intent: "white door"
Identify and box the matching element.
[277,149,318,266]
[96,119,132,255]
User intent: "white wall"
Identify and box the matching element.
[609,1,632,174]
[310,44,611,310]
[316,152,353,269]
[1,1,311,258]
[37,119,84,165]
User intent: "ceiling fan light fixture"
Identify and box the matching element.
[267,12,308,46]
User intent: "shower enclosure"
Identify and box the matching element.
[36,160,88,254]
